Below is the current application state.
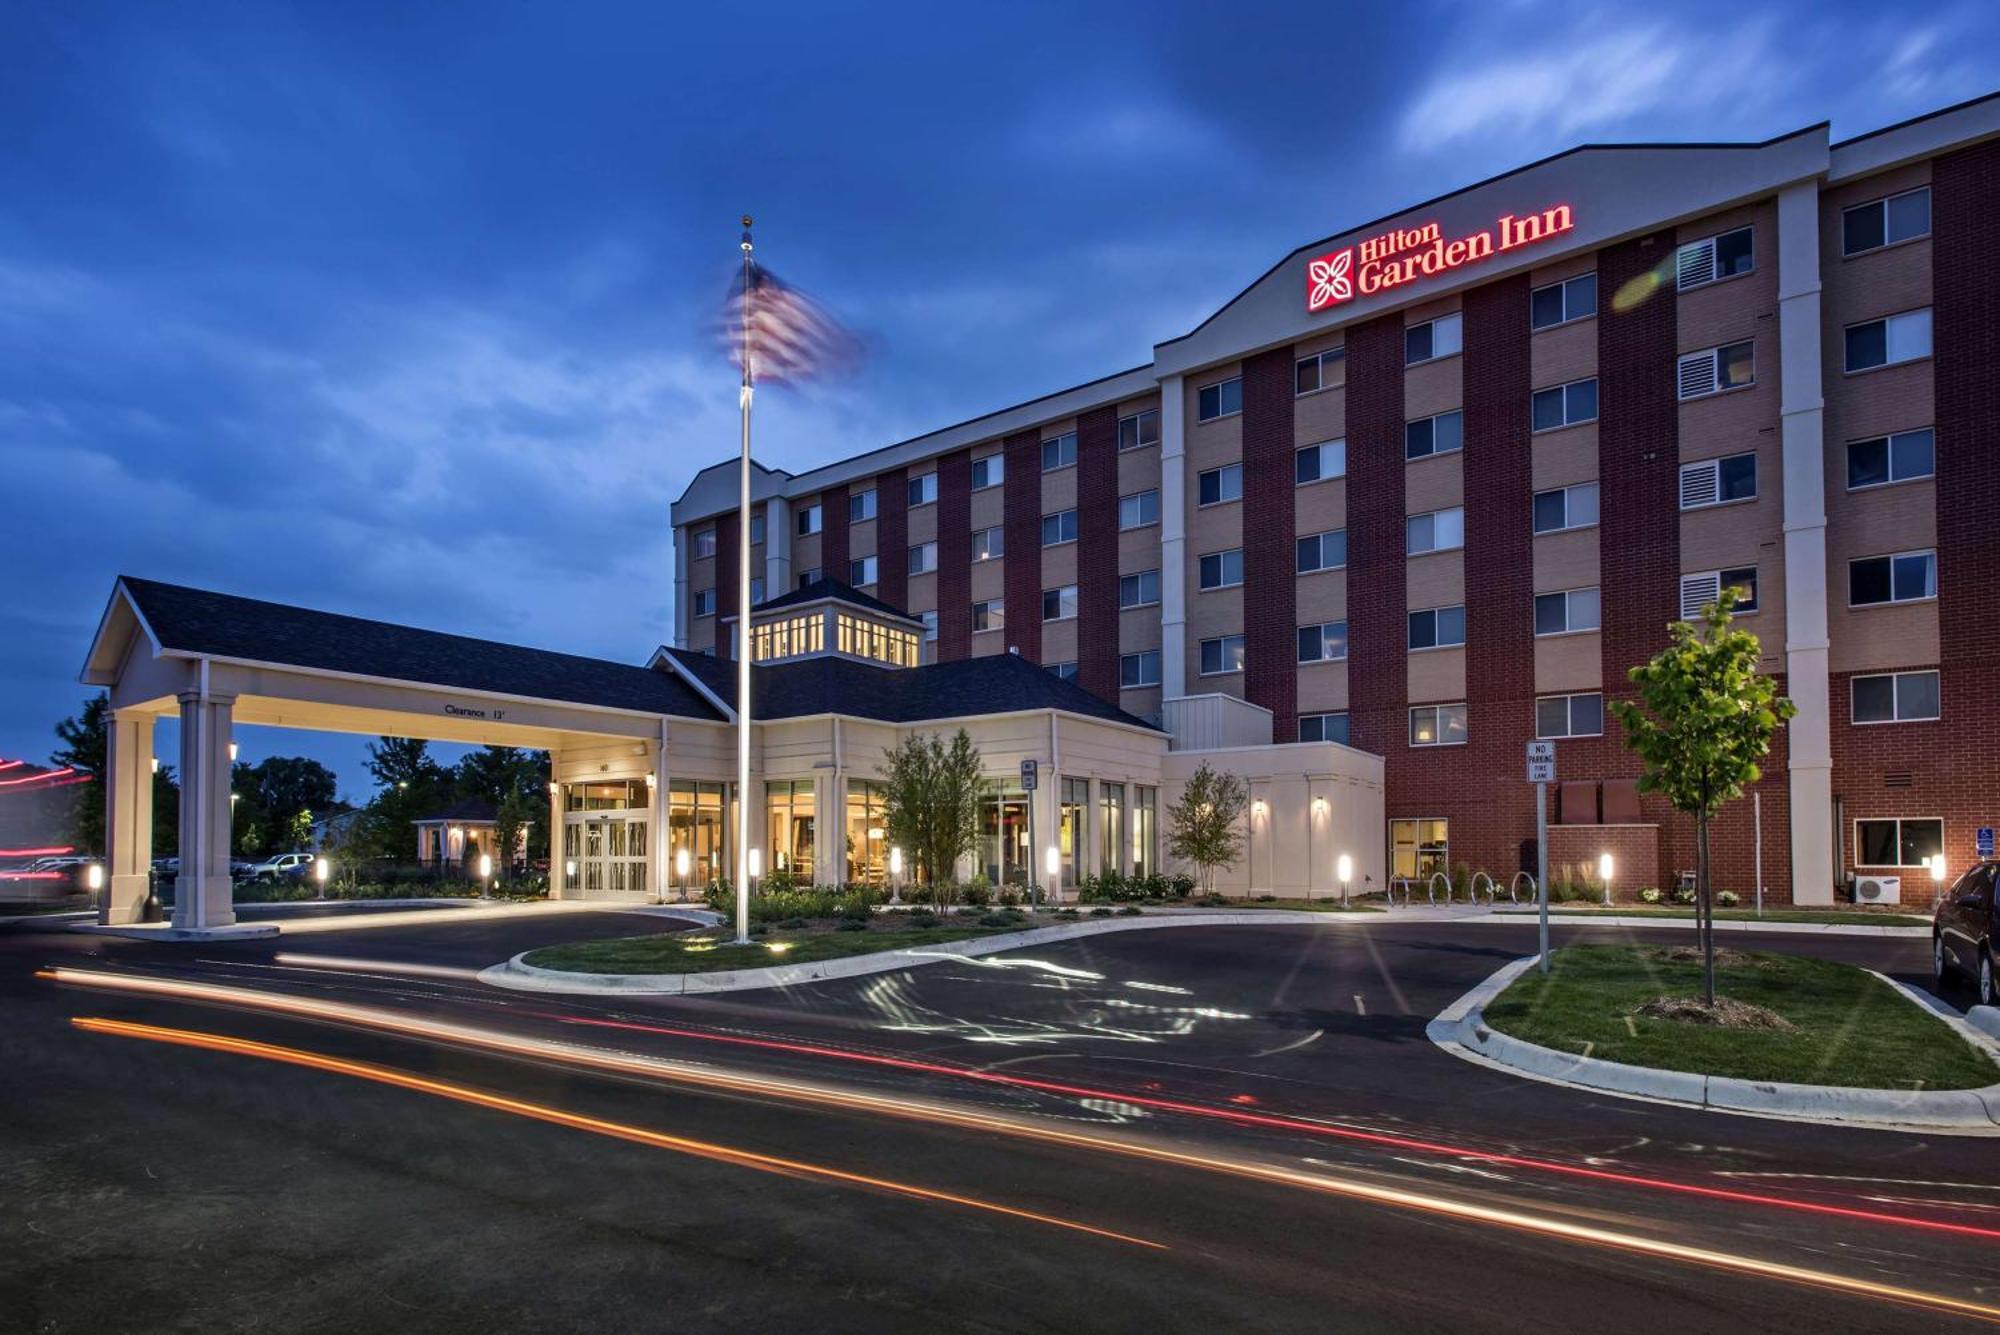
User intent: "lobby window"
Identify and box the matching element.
[1059,777,1089,883]
[849,555,877,587]
[1131,786,1156,879]
[1530,272,1596,330]
[750,512,766,545]
[1047,660,1078,682]
[691,588,715,617]
[1296,347,1346,395]
[1041,431,1078,471]
[1675,224,1753,290]
[1296,529,1346,574]
[1404,312,1462,365]
[1531,378,1597,431]
[1120,650,1161,689]
[1843,187,1930,256]
[972,526,1004,561]
[1849,550,1936,607]
[970,454,1004,490]
[1852,670,1940,725]
[1408,704,1467,747]
[845,780,890,887]
[1533,481,1599,534]
[1390,818,1449,878]
[1855,817,1943,869]
[1199,548,1244,590]
[1296,438,1345,484]
[920,609,938,642]
[1680,566,1758,619]
[1197,376,1243,422]
[1200,634,1246,676]
[1534,587,1601,636]
[1119,489,1160,530]
[972,598,1004,632]
[849,488,877,522]
[797,503,823,536]
[1297,620,1348,664]
[797,567,821,588]
[1098,782,1126,876]
[1406,506,1465,556]
[1536,692,1604,739]
[1298,712,1350,745]
[1845,309,1932,373]
[1198,463,1243,506]
[1677,340,1755,399]
[1679,451,1757,509]
[1408,604,1466,651]
[908,471,937,507]
[765,779,815,882]
[1041,584,1078,622]
[1118,407,1160,451]
[1041,509,1079,546]
[1404,410,1463,460]
[1119,569,1160,609]
[908,541,936,575]
[693,528,717,559]
[1847,428,1934,490]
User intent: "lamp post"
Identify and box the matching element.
[1337,853,1352,909]
[1045,844,1061,906]
[1929,852,1947,909]
[888,846,903,905]
[478,852,492,895]
[748,847,762,902]
[675,847,691,902]
[314,856,329,900]
[85,862,104,907]
[1598,851,1613,909]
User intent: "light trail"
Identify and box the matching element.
[0,845,73,858]
[70,1016,1165,1251]
[269,953,483,981]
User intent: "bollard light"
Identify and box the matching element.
[889,846,903,877]
[478,853,492,883]
[1929,853,1947,906]
[564,859,577,878]
[86,863,104,892]
[1598,851,1613,908]
[676,847,691,879]
[1045,844,1060,879]
[1337,853,1352,907]
[314,857,329,890]
[749,847,762,880]
[888,846,904,905]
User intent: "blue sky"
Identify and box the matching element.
[3,0,1995,799]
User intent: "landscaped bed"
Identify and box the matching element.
[522,909,1066,975]
[1481,944,1997,1090]
[1492,906,1929,927]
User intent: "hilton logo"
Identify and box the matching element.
[1306,204,1575,313]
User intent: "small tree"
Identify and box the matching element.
[492,790,532,881]
[879,729,985,910]
[1166,762,1248,896]
[1611,588,1795,1005]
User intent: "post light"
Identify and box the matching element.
[1598,851,1614,908]
[314,857,329,896]
[229,742,238,762]
[1045,844,1061,904]
[676,847,691,880]
[749,847,762,880]
[1929,853,1948,906]
[564,859,577,879]
[889,845,903,904]
[478,852,492,885]
[86,863,104,893]
[1337,853,1353,907]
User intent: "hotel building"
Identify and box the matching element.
[673,92,2000,905]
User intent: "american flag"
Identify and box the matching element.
[721,251,861,385]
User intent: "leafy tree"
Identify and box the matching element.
[351,737,453,860]
[492,789,534,880]
[366,736,447,793]
[1611,587,1795,1005]
[1166,762,1248,896]
[878,729,985,908]
[51,693,109,854]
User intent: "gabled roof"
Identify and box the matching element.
[740,576,921,624]
[413,797,499,825]
[96,578,726,723]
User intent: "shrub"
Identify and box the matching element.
[996,888,1021,908]
[1254,893,1276,903]
[1670,882,1698,906]
[1089,907,1114,917]
[1716,889,1740,908]
[1118,905,1143,916]
[977,910,1027,928]
[960,881,992,908]
[907,910,941,928]
[1056,908,1080,920]
[1198,892,1228,907]
[835,919,869,932]
[1638,886,1663,904]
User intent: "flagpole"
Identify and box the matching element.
[734,215,754,945]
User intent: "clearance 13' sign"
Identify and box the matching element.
[1306,204,1575,313]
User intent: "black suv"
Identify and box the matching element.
[1933,860,1996,1008]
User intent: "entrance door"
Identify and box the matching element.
[982,792,1030,887]
[566,813,651,897]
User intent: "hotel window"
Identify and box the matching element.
[1119,489,1160,529]
[1404,410,1463,460]
[750,577,766,606]
[1530,272,1596,329]
[972,526,1004,561]
[1296,346,1346,395]
[1298,712,1350,745]
[1131,786,1157,879]
[970,454,1004,490]
[765,779,815,881]
[1098,782,1126,877]
[1047,660,1078,682]
[1531,378,1597,431]
[1408,704,1467,748]
[920,609,938,642]
[835,613,919,668]
[1059,777,1088,883]
[1118,407,1160,450]
[1390,818,1449,878]
[1677,340,1754,399]
[845,780,890,886]
[1845,309,1932,372]
[797,503,823,536]
[1406,506,1464,556]
[908,471,937,507]
[972,598,1004,632]
[1119,569,1160,609]
[691,588,715,617]
[1849,550,1936,607]
[1120,650,1161,688]
[1200,634,1246,676]
[1041,431,1078,471]
[797,567,821,588]
[1296,438,1345,484]
[1679,566,1759,619]
[1404,312,1462,365]
[1197,377,1242,422]
[1198,463,1243,505]
[1041,509,1079,546]
[849,555,877,587]
[1407,604,1466,651]
[1678,451,1757,509]
[1534,587,1601,636]
[1297,620,1348,664]
[1041,585,1078,622]
[1843,186,1930,256]
[1847,428,1934,490]
[849,488,877,522]
[1199,548,1244,590]
[1296,529,1346,574]
[1852,670,1940,725]
[693,528,717,559]
[1855,817,1943,868]
[1536,692,1604,739]
[908,541,936,575]
[1533,481,1599,534]
[1675,225,1753,290]
[750,512,766,545]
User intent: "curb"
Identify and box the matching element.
[1970,1007,2000,1042]
[1481,911,1930,938]
[1426,955,2000,1134]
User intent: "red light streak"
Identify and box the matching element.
[0,845,74,858]
[0,766,73,787]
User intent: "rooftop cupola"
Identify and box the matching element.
[721,577,925,669]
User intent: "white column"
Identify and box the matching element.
[672,529,691,650]
[172,689,236,929]
[1776,179,1835,905]
[651,723,672,901]
[1157,374,1188,701]
[766,496,792,598]
[547,752,566,899]
[102,710,155,925]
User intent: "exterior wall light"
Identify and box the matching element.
[1336,853,1352,907]
[1598,851,1613,907]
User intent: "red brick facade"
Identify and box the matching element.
[1344,314,1407,758]
[1003,428,1043,667]
[819,487,849,589]
[1240,347,1298,738]
[1075,404,1121,703]
[936,450,972,659]
[712,508,739,658]
[876,465,909,615]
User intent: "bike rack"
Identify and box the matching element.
[1510,871,1537,905]
[1427,870,1451,907]
[1390,876,1414,907]
[1470,871,1497,905]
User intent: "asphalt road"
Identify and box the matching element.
[4,911,1996,1332]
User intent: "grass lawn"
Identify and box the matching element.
[524,919,1042,974]
[1482,944,1998,1090]
[1494,906,1929,927]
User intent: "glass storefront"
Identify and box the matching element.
[1059,778,1088,884]
[1098,782,1125,876]
[767,779,816,881]
[1390,818,1449,880]
[668,780,731,892]
[980,787,1031,886]
[845,779,889,887]
[1131,785,1156,878]
[562,779,650,896]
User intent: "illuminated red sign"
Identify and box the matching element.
[1306,204,1575,312]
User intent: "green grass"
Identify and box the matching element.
[524,924,1019,974]
[1482,944,1997,1090]
[1494,906,1929,927]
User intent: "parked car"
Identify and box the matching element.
[1934,860,1995,1008]
[247,852,314,883]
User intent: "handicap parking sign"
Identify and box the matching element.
[1978,827,1995,859]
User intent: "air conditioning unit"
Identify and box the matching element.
[1854,875,1901,905]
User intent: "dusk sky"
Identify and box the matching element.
[5,0,1996,799]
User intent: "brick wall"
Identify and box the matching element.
[713,509,739,658]
[876,465,909,614]
[1003,429,1043,667]
[820,488,849,588]
[1548,824,1661,900]
[936,450,972,659]
[1076,404,1121,702]
[1240,347,1298,737]
[1344,314,1407,758]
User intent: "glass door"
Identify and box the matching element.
[981,790,1030,887]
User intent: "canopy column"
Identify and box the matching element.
[101,710,155,925]
[172,689,236,930]
[547,750,566,900]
